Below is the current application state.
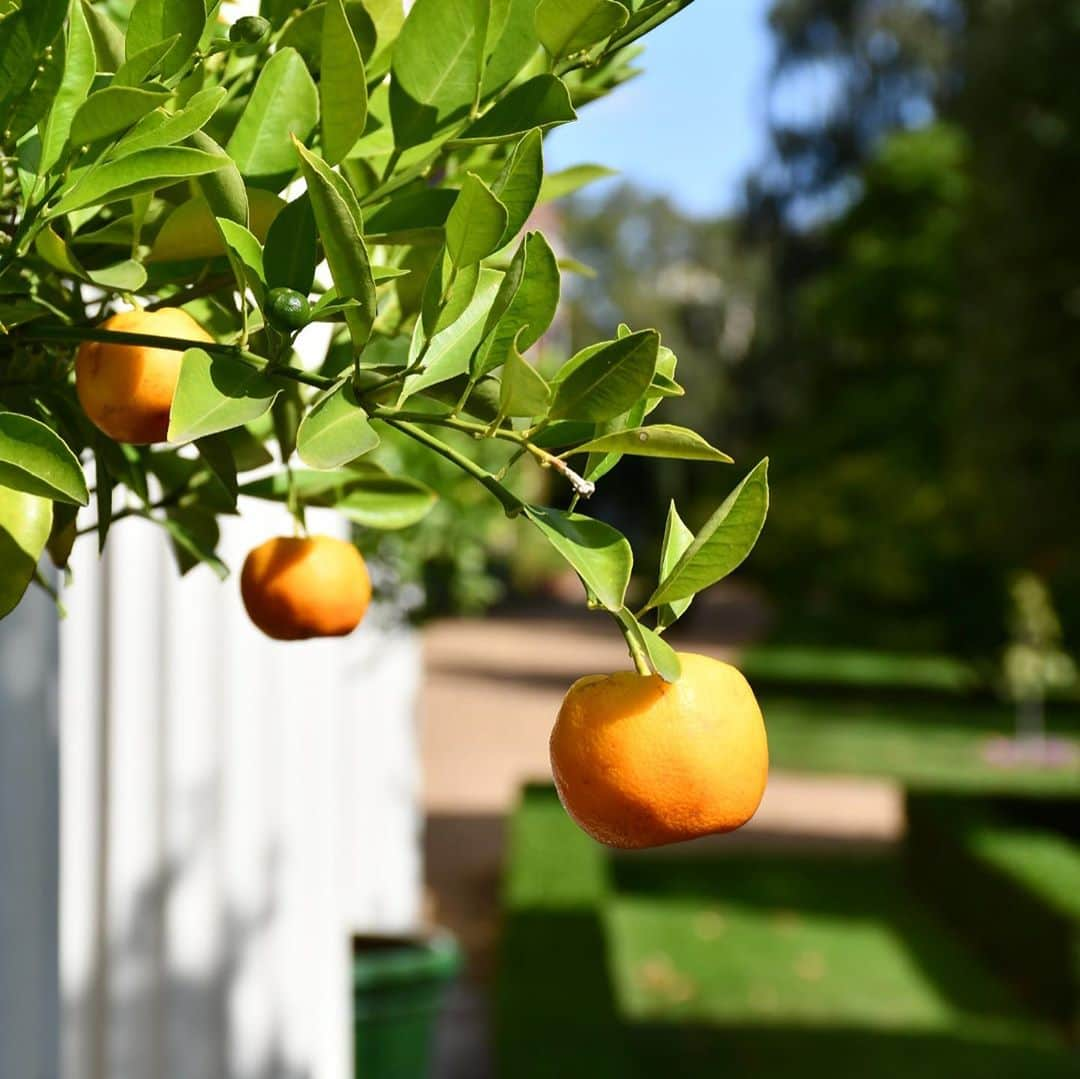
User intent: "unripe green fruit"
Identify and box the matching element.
[229,16,271,46]
[266,288,312,333]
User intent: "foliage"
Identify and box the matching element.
[0,0,767,678]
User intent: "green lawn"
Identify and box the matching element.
[497,787,1079,1079]
[764,694,1080,796]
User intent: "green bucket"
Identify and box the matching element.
[353,932,462,1079]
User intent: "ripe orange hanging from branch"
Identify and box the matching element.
[241,535,372,641]
[75,308,213,445]
[549,653,768,849]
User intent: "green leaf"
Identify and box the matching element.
[321,0,368,165]
[48,146,230,216]
[389,0,484,148]
[81,0,125,73]
[499,333,551,418]
[263,193,318,294]
[364,188,457,244]
[422,256,480,337]
[535,0,628,59]
[656,500,694,631]
[279,1,377,70]
[492,128,543,246]
[191,129,250,226]
[402,267,503,397]
[474,230,560,376]
[167,349,280,443]
[217,218,266,284]
[567,424,733,463]
[297,381,380,469]
[333,469,437,529]
[0,486,52,619]
[162,508,228,580]
[538,163,616,204]
[643,459,770,610]
[195,434,239,507]
[445,172,509,267]
[69,84,170,146]
[482,0,541,97]
[113,34,179,86]
[113,85,227,158]
[126,0,207,79]
[639,622,682,682]
[457,75,576,143]
[226,47,318,187]
[549,330,659,422]
[0,413,88,505]
[294,140,377,351]
[38,0,96,174]
[524,505,632,612]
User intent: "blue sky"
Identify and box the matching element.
[545,0,776,218]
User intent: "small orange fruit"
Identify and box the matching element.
[550,653,768,849]
[240,535,372,641]
[75,307,213,444]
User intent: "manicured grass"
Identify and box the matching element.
[764,694,1080,796]
[497,787,1079,1079]
[741,644,981,695]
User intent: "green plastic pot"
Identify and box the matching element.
[353,932,461,1079]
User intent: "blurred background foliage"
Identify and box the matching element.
[541,0,1080,663]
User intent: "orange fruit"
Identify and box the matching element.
[240,535,372,641]
[75,307,213,444]
[550,653,768,849]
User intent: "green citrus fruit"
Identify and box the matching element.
[267,288,312,333]
[229,16,271,46]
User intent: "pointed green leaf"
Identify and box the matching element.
[0,486,53,619]
[656,501,694,631]
[446,172,509,267]
[294,140,377,350]
[69,85,171,146]
[550,330,659,422]
[636,617,682,682]
[523,505,632,611]
[226,48,318,187]
[321,0,368,165]
[195,434,239,507]
[126,0,208,78]
[162,508,228,580]
[535,0,628,59]
[422,256,480,337]
[168,349,280,443]
[499,334,551,418]
[297,381,380,469]
[264,193,318,294]
[113,34,179,86]
[539,163,617,204]
[457,75,576,144]
[492,128,543,246]
[644,460,770,610]
[48,146,230,216]
[389,0,484,148]
[113,86,227,158]
[568,425,733,463]
[332,469,437,529]
[0,413,88,505]
[38,0,96,174]
[217,218,266,284]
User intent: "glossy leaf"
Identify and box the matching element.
[643,459,770,610]
[445,173,509,267]
[567,424,733,463]
[523,505,632,612]
[48,146,230,217]
[294,140,377,350]
[217,218,266,284]
[457,75,576,143]
[167,349,280,443]
[539,163,616,204]
[333,470,438,529]
[364,188,458,244]
[38,0,96,173]
[535,0,628,59]
[0,487,53,619]
[263,194,318,294]
[113,86,227,158]
[492,128,544,246]
[389,0,484,148]
[0,413,88,505]
[321,0,368,165]
[226,48,318,186]
[126,0,207,78]
[549,330,659,422]
[656,501,694,631]
[297,381,380,469]
[70,85,170,146]
[499,335,551,418]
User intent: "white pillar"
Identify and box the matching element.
[0,582,60,1079]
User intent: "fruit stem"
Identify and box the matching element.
[381,417,525,516]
